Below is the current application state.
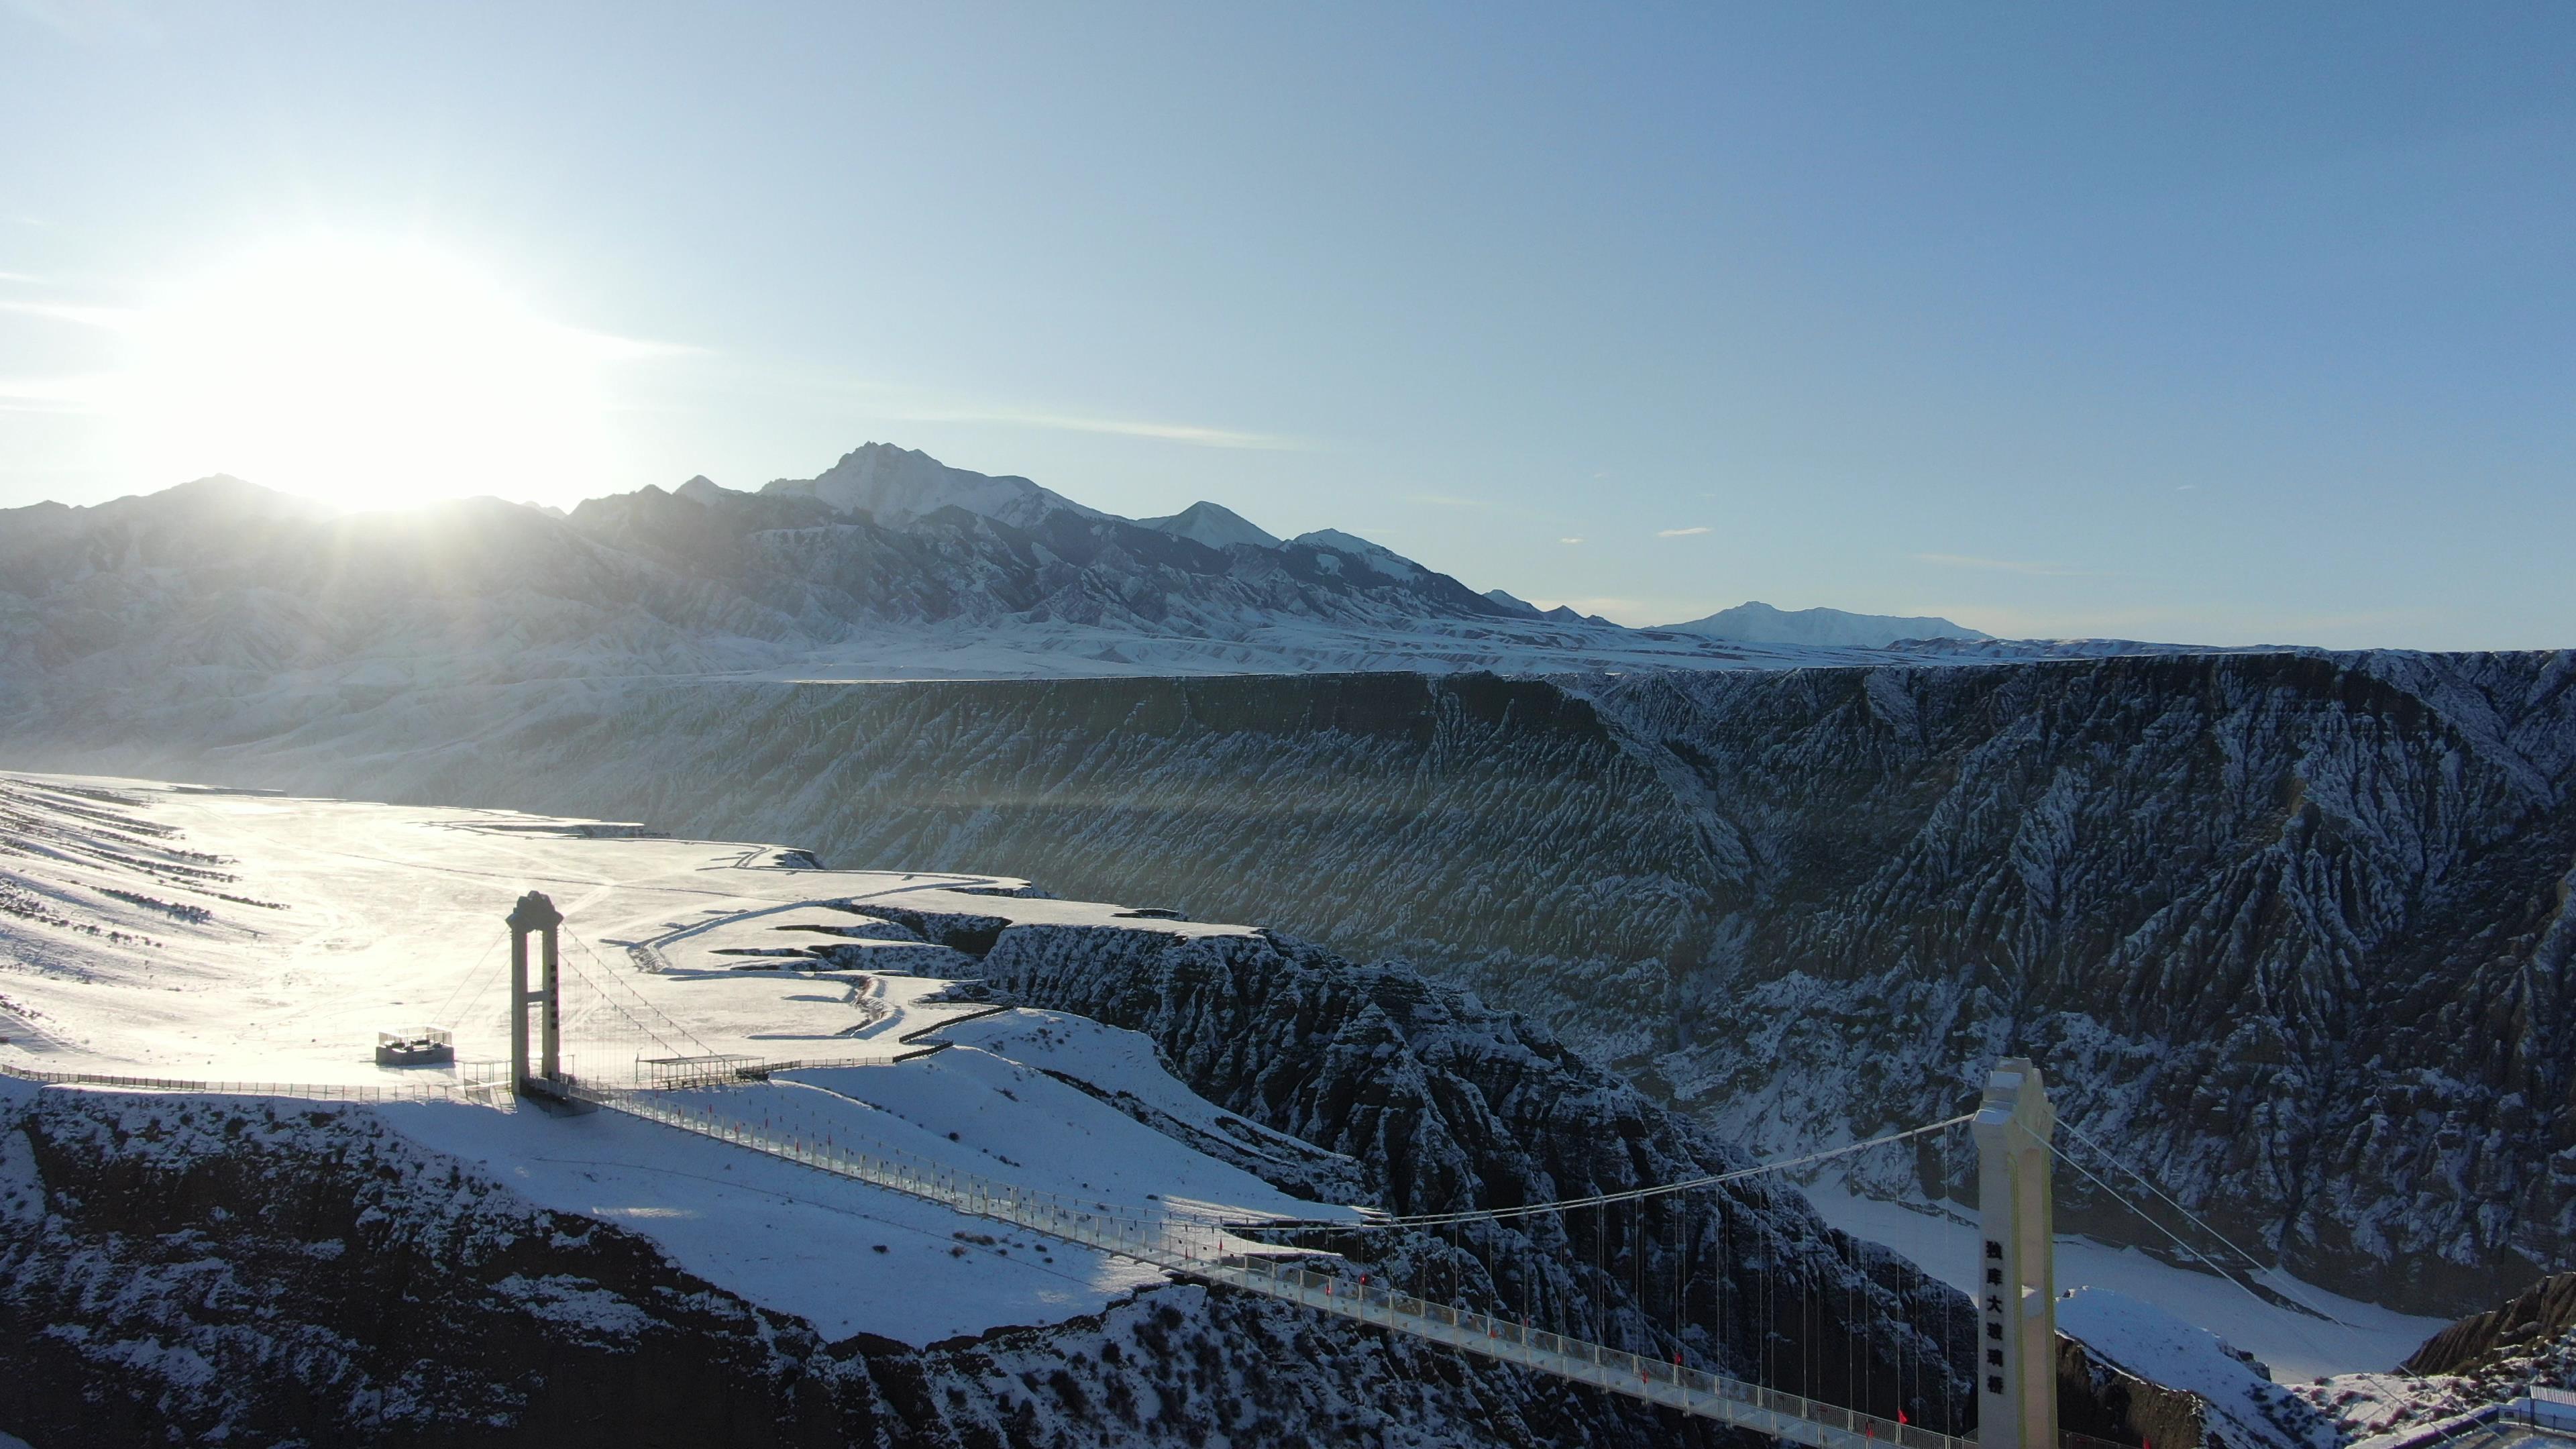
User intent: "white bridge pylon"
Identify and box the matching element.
[1976,1059,2059,1449]
[572,1057,2063,1449]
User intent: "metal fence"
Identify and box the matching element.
[0,1059,513,1100]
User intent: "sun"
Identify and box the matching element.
[122,237,619,509]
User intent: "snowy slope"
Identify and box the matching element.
[761,441,1108,529]
[380,1091,1179,1346]
[0,771,1379,1350]
[2059,1288,2339,1449]
[1139,500,1282,550]
[1807,1178,2445,1384]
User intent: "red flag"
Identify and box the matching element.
[1899,1411,1911,1425]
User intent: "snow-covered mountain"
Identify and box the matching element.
[761,441,1109,529]
[0,443,2184,722]
[1660,600,1990,647]
[1138,498,1281,550]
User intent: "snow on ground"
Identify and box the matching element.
[1803,1177,2447,1383]
[0,771,1364,1345]
[380,1094,1175,1346]
[0,772,1248,1085]
[2059,1287,2338,1449]
[766,1053,1336,1226]
[937,1009,1342,1187]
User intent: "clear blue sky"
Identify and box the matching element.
[3,3,2569,646]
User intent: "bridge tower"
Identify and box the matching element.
[506,891,564,1095]
[1973,1057,2058,1449]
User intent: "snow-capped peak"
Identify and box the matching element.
[1139,500,1281,551]
[762,442,1105,531]
[1291,527,1423,582]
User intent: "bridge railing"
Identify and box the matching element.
[1202,1252,1966,1449]
[0,1060,513,1099]
[5,1062,1974,1449]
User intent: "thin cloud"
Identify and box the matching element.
[1914,551,2089,578]
[1407,492,1489,508]
[790,370,1311,451]
[881,402,1304,451]
[1658,525,1712,538]
[1559,536,1583,545]
[0,373,107,413]
[0,297,135,329]
[564,326,704,362]
[4,0,162,40]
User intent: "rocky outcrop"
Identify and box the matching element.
[2059,1334,2216,1449]
[958,918,1976,1428]
[0,1085,863,1446]
[2403,1271,2576,1383]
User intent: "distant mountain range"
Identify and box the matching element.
[1660,600,1988,649]
[0,442,2253,745]
[751,442,1997,647]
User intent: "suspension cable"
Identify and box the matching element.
[1236,1115,1976,1232]
[2049,1122,2452,1407]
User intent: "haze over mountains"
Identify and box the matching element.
[0,442,2226,724]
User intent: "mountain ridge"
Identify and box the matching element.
[1,445,2243,708]
[1660,599,1989,647]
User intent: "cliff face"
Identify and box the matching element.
[1578,654,2576,1316]
[8,651,2572,1315]
[2402,1271,2576,1381]
[957,919,1973,1427]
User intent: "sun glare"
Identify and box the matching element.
[122,238,617,509]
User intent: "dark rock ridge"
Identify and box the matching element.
[2403,1270,2576,1382]
[954,918,1974,1428]
[2058,1335,2221,1449]
[14,653,2573,1315]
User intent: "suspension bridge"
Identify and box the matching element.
[11,888,2473,1449]
[480,889,2081,1449]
